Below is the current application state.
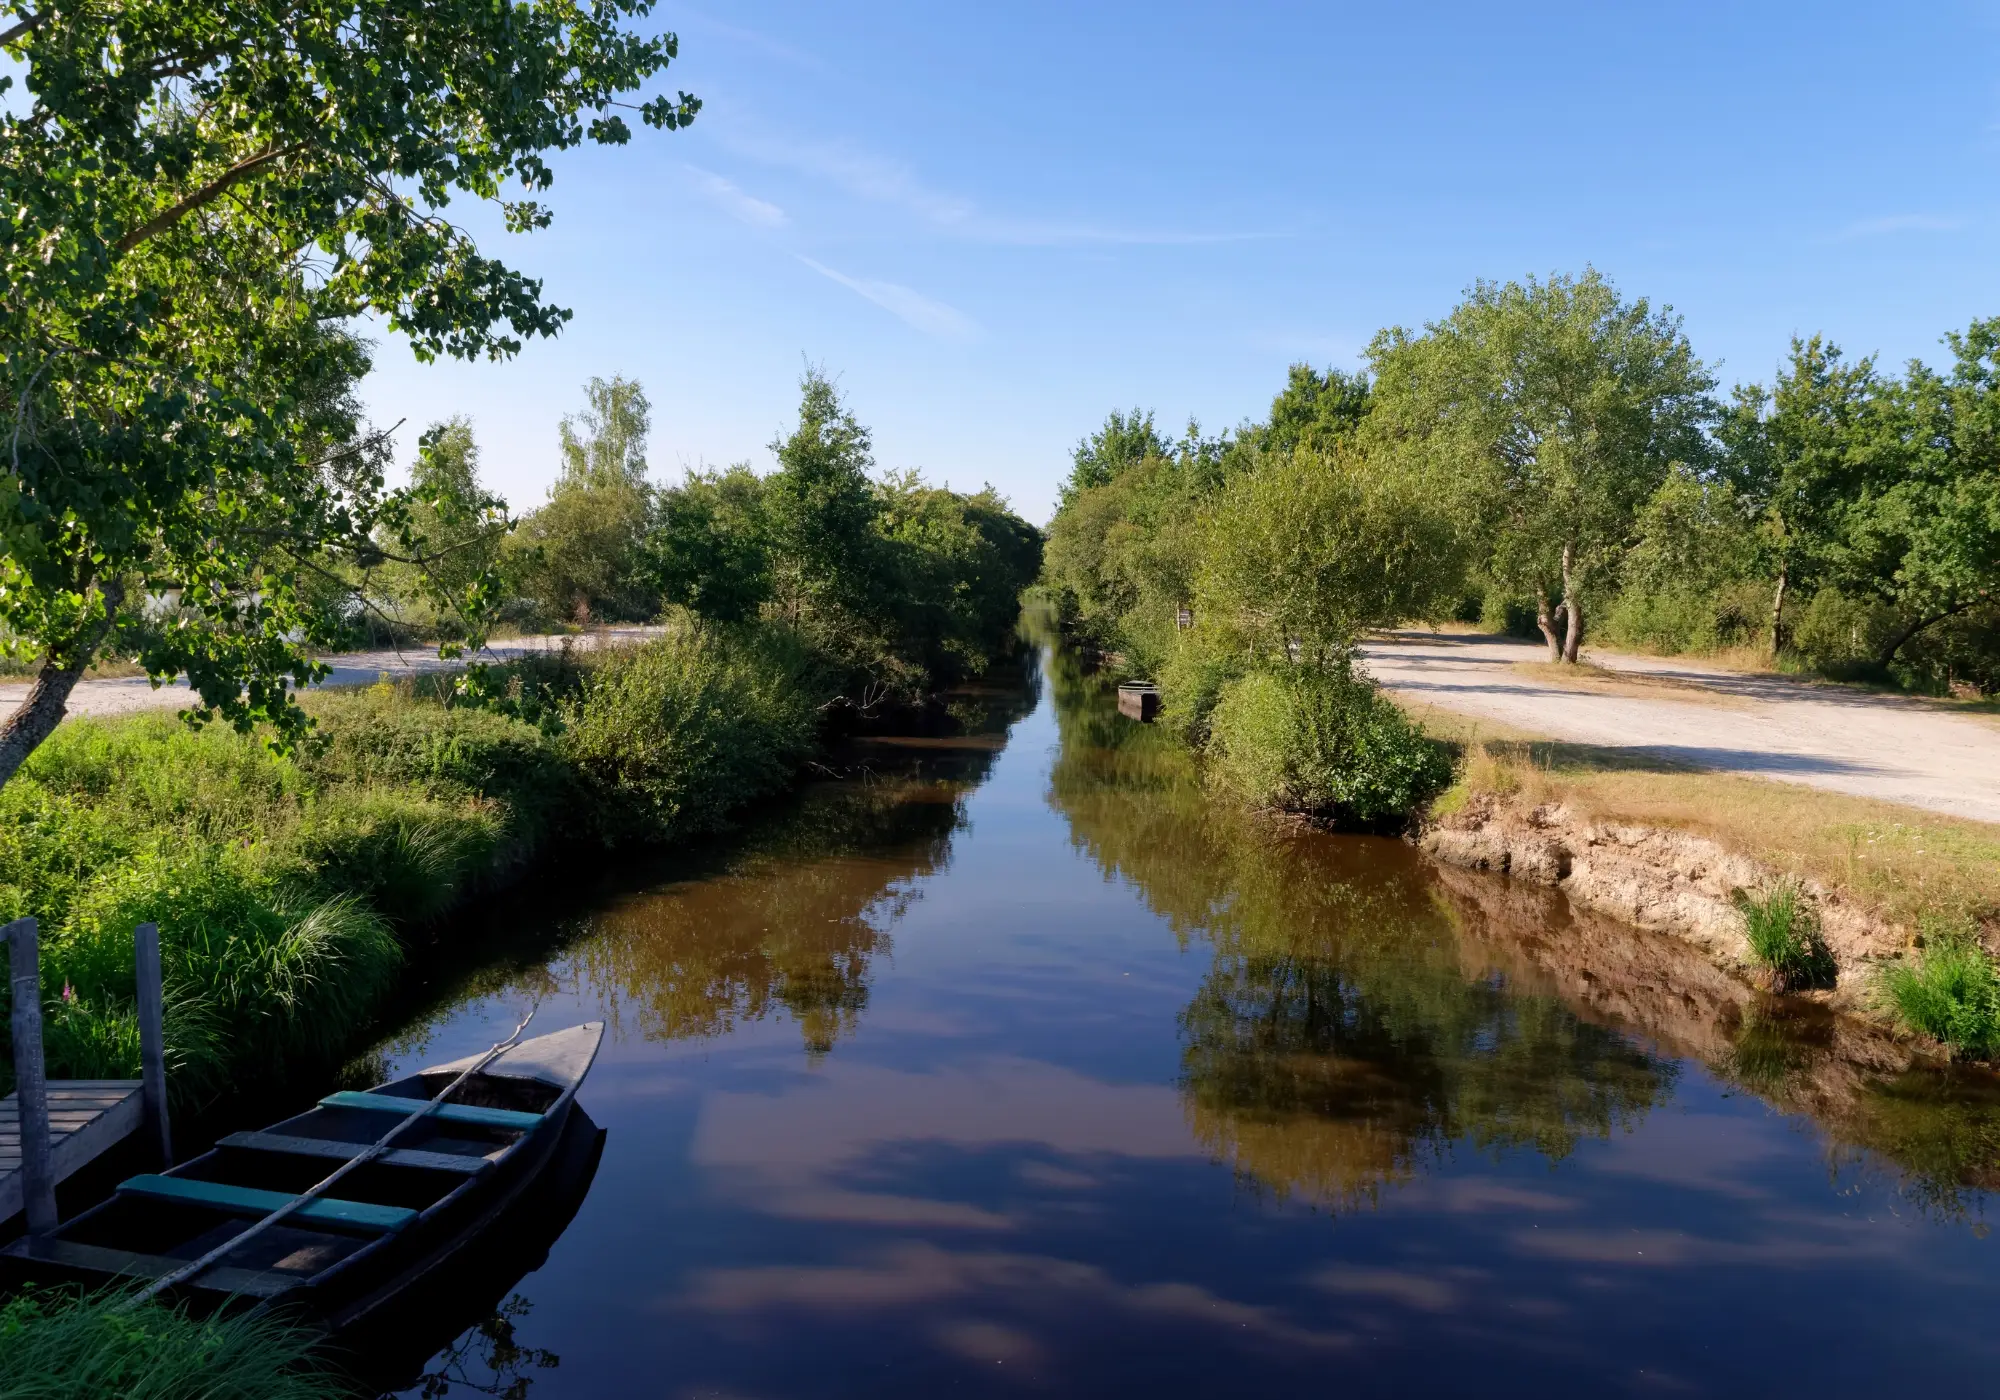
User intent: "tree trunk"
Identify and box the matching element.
[1534,588,1563,663]
[1768,566,1788,656]
[0,579,124,791]
[0,658,90,790]
[1876,594,1987,670]
[1558,542,1582,664]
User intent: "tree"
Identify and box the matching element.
[1258,364,1372,458]
[1717,337,1889,651]
[764,370,884,628]
[1194,446,1466,669]
[648,466,773,626]
[376,418,510,634]
[0,0,698,785]
[513,376,658,621]
[1367,270,1716,662]
[1838,322,2000,667]
[1058,408,1173,505]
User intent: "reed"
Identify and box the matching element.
[0,1290,343,1400]
[1732,881,1836,992]
[1878,920,2000,1059]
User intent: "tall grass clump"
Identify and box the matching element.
[561,627,824,844]
[1731,880,1836,992]
[0,1290,343,1400]
[1205,665,1456,828]
[1878,919,2000,1059]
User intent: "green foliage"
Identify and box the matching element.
[0,1290,342,1400]
[1194,444,1468,666]
[1205,665,1457,827]
[1731,881,1836,992]
[560,628,824,844]
[1879,921,2000,1058]
[649,465,775,625]
[512,376,660,623]
[1060,408,1174,504]
[1365,268,1717,657]
[1255,364,1372,457]
[0,0,698,777]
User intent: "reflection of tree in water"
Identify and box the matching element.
[1043,644,1668,1209]
[563,667,1040,1057]
[413,1295,558,1399]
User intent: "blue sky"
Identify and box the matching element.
[358,1,2000,524]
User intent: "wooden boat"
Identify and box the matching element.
[0,1021,603,1325]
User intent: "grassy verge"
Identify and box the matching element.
[0,619,1002,1109]
[1413,705,2000,934]
[0,1290,340,1400]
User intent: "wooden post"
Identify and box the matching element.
[6,916,57,1235]
[134,922,171,1167]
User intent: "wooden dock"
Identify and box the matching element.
[4,917,170,1233]
[1,1081,146,1222]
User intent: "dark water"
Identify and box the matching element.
[362,644,2000,1398]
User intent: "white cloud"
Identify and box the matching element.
[1835,213,1963,239]
[796,256,979,341]
[688,166,787,229]
[722,127,1265,246]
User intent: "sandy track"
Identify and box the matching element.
[0,628,661,722]
[1362,632,2000,825]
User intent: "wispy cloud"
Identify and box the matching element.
[796,256,978,341]
[723,128,1265,247]
[1834,213,1964,240]
[688,166,787,229]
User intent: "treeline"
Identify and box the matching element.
[347,369,1040,711]
[0,373,1039,1109]
[1041,269,2000,822]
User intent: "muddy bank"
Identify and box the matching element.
[1422,793,1910,1019]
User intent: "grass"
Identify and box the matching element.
[0,621,862,1109]
[1412,705,2000,935]
[1504,659,1751,708]
[0,1290,342,1400]
[1732,881,1836,992]
[1878,920,2000,1059]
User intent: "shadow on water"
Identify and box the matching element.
[354,624,2000,1396]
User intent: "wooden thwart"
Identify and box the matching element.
[219,1130,493,1175]
[8,1236,298,1299]
[318,1091,542,1132]
[116,1175,417,1234]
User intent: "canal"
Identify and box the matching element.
[360,641,2000,1396]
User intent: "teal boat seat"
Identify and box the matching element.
[318,1090,542,1132]
[116,1174,416,1234]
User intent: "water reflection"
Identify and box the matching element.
[1043,647,1668,1209]
[361,635,2000,1396]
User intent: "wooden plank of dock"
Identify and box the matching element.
[0,1081,144,1224]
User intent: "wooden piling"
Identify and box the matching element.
[133,922,171,1166]
[5,917,57,1235]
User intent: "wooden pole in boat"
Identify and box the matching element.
[127,1007,538,1305]
[133,923,171,1167]
[5,916,57,1235]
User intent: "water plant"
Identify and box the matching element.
[1732,880,1836,992]
[1878,918,2000,1058]
[0,1289,343,1400]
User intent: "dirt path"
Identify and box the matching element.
[0,628,660,722]
[1362,631,2000,825]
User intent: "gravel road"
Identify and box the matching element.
[0,628,660,722]
[1362,632,2000,825]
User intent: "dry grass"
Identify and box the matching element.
[1412,705,2000,933]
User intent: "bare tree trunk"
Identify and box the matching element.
[1769,566,1788,655]
[0,579,123,791]
[1559,542,1583,664]
[1534,587,1563,663]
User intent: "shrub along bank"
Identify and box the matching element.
[0,618,1030,1111]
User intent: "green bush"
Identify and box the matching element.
[1731,881,1835,991]
[0,1290,342,1400]
[1205,664,1457,827]
[561,627,824,844]
[1878,920,2000,1058]
[1156,628,1246,743]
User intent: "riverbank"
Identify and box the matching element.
[1409,706,2000,1059]
[0,621,1032,1113]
